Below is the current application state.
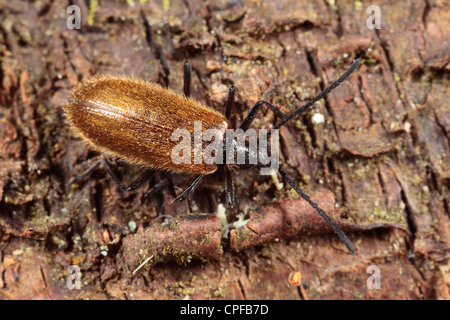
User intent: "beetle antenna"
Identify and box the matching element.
[278,168,356,255]
[270,58,361,135]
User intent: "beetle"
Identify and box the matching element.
[65,58,361,255]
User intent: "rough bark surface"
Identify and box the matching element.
[0,0,448,299]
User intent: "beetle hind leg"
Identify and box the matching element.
[173,175,204,202]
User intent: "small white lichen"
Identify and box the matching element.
[128,220,137,232]
[404,121,411,133]
[100,245,108,257]
[270,169,284,190]
[216,204,230,238]
[311,113,325,125]
[217,204,249,238]
[233,213,249,229]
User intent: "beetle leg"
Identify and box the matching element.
[225,170,234,207]
[239,100,286,131]
[278,168,356,255]
[225,170,243,214]
[143,180,166,199]
[174,174,204,202]
[103,158,154,192]
[225,85,235,120]
[183,60,191,97]
[233,175,243,214]
[66,160,101,187]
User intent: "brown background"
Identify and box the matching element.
[0,0,448,299]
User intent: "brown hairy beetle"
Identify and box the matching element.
[65,58,361,254]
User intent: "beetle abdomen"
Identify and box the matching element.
[65,76,229,175]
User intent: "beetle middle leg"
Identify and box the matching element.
[66,160,102,187]
[102,158,154,192]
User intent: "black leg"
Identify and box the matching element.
[103,158,154,192]
[225,170,234,207]
[183,60,191,97]
[278,168,356,255]
[225,85,235,120]
[225,170,242,213]
[66,160,101,187]
[239,100,286,131]
[143,180,166,199]
[273,58,361,131]
[174,175,204,202]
